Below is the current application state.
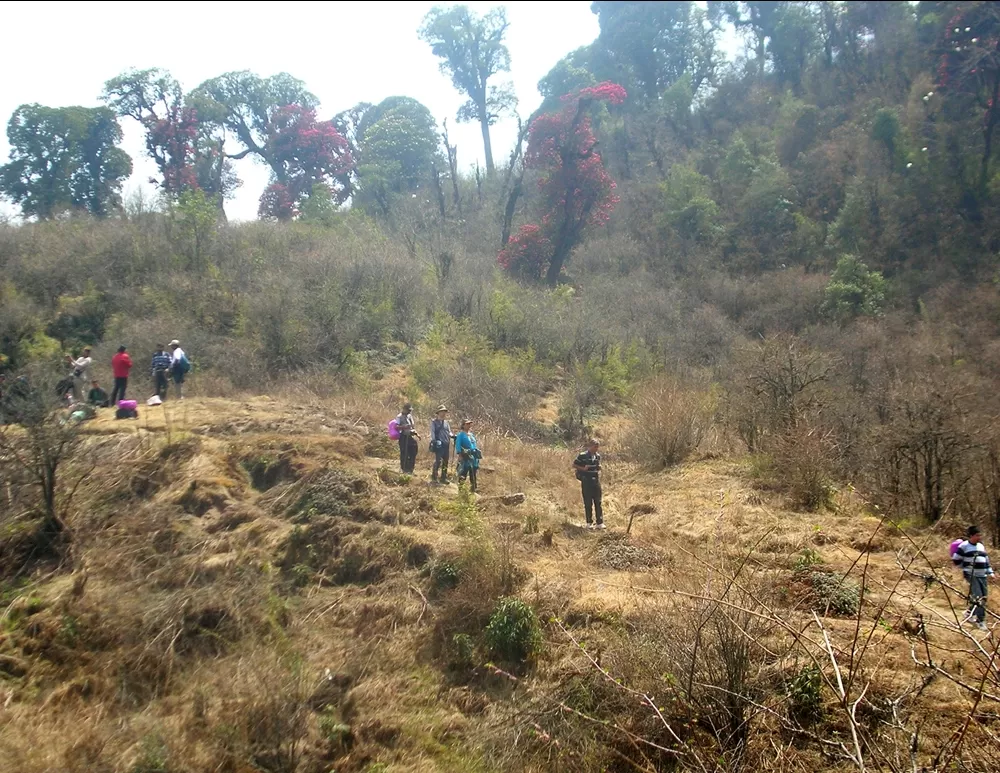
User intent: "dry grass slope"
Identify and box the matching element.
[0,389,997,772]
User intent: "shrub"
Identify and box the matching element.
[626,375,716,470]
[787,664,823,723]
[450,632,476,671]
[484,597,543,663]
[809,571,861,616]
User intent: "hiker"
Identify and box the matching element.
[66,347,93,402]
[168,340,190,400]
[87,380,110,408]
[110,345,132,405]
[430,404,455,484]
[455,418,480,493]
[953,525,994,632]
[151,345,171,399]
[573,439,605,530]
[396,403,419,474]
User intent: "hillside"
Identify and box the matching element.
[0,389,993,773]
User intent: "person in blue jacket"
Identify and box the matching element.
[454,418,480,493]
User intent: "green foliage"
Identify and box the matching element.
[431,559,461,592]
[0,103,132,219]
[449,632,476,671]
[787,664,823,723]
[170,188,218,270]
[821,255,887,323]
[793,548,823,573]
[129,732,170,773]
[484,597,543,663]
[809,571,861,616]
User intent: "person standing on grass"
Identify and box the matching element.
[151,345,171,399]
[573,439,605,530]
[455,418,480,493]
[168,339,190,400]
[396,403,419,474]
[110,345,132,406]
[953,525,994,632]
[430,404,454,484]
[66,347,93,402]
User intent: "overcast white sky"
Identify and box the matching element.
[0,0,606,221]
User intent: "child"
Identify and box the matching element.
[953,525,994,631]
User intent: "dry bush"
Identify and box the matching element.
[626,375,716,470]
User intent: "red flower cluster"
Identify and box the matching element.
[144,105,199,193]
[498,82,624,282]
[259,105,355,220]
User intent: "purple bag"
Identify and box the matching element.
[118,399,138,411]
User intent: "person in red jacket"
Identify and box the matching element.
[110,345,133,406]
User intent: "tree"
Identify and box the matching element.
[257,106,354,220]
[355,97,441,214]
[419,5,517,176]
[591,1,717,100]
[709,1,785,76]
[936,1,1000,192]
[102,69,201,195]
[498,82,626,285]
[0,104,132,219]
[821,254,887,323]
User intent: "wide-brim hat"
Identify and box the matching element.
[461,418,474,426]
[169,339,180,347]
[435,404,448,413]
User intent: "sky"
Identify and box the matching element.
[0,0,606,221]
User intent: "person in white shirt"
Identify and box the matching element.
[66,347,93,402]
[168,339,188,400]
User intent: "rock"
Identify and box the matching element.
[499,493,526,506]
[309,671,353,711]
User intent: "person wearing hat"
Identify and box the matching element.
[454,419,480,493]
[953,525,994,631]
[573,439,605,530]
[66,346,93,402]
[429,405,455,484]
[151,344,172,399]
[396,402,419,474]
[168,339,190,400]
[110,345,133,406]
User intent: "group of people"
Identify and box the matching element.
[394,404,482,492]
[391,403,604,527]
[63,339,190,408]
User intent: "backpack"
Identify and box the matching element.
[178,354,191,374]
[950,539,964,560]
[387,418,400,440]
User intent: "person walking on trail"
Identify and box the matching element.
[66,347,93,402]
[455,419,481,493]
[953,525,994,632]
[168,340,190,400]
[574,439,605,530]
[110,345,132,406]
[396,403,419,474]
[430,405,455,484]
[151,345,171,399]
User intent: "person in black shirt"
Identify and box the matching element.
[573,439,605,530]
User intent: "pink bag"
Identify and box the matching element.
[118,399,138,411]
[387,418,400,440]
[950,539,963,559]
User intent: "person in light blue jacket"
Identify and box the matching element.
[454,418,480,493]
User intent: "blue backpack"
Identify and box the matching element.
[178,354,191,374]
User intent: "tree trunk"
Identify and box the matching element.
[479,110,495,176]
[980,60,1000,193]
[500,170,523,247]
[431,162,447,219]
[442,120,462,216]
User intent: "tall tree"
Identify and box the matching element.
[355,97,441,214]
[191,71,353,218]
[419,5,516,175]
[0,104,132,219]
[499,82,626,285]
[592,1,717,100]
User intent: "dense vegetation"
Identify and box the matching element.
[3,1,1000,533]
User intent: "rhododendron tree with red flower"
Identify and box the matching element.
[936,2,1000,190]
[498,82,626,285]
[258,105,354,220]
[102,69,201,196]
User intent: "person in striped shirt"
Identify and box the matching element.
[151,345,171,400]
[952,525,994,631]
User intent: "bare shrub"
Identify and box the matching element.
[626,375,716,470]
